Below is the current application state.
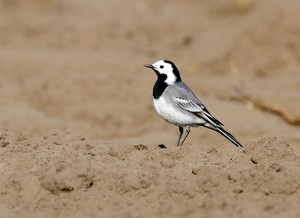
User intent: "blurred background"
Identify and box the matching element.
[0,0,299,152]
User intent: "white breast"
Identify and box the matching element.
[153,97,205,127]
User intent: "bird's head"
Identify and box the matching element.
[144,60,181,85]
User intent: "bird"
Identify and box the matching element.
[143,60,243,147]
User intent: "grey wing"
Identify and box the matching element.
[175,97,223,127]
[166,82,223,127]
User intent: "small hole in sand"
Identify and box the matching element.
[158,144,166,149]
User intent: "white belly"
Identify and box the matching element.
[153,97,205,127]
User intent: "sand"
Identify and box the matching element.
[0,0,299,217]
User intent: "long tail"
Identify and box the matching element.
[195,109,243,147]
[215,127,243,148]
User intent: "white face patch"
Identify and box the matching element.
[151,60,177,85]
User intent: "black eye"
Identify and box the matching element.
[160,65,164,69]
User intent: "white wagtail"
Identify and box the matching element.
[144,60,243,147]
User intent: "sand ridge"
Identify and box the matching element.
[1,130,299,217]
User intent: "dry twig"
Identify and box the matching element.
[223,88,300,126]
[225,58,300,126]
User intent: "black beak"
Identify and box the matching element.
[143,64,154,69]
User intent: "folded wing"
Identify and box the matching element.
[175,97,223,127]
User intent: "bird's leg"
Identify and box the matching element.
[180,127,191,146]
[177,126,184,146]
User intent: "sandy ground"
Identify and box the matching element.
[0,0,300,217]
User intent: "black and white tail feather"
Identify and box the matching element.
[199,106,242,147]
[215,127,243,148]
